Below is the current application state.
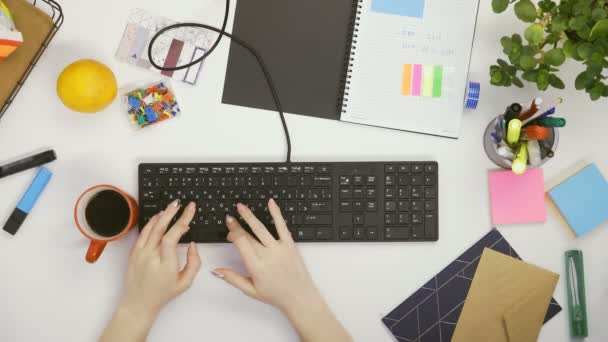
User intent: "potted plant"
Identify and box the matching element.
[490,0,608,100]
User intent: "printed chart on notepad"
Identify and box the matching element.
[116,9,218,85]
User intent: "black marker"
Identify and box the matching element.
[504,103,523,125]
[0,150,56,179]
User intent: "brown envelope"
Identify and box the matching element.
[452,248,559,342]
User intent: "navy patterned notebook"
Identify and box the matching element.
[382,229,562,342]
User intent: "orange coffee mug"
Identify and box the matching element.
[74,185,139,263]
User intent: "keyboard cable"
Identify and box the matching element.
[146,0,293,163]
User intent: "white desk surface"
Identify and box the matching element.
[1,0,607,341]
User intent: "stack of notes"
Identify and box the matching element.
[548,163,608,237]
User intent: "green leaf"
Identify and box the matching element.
[587,63,603,76]
[512,76,525,88]
[577,25,591,40]
[497,59,510,68]
[590,19,608,40]
[537,79,550,90]
[589,87,602,100]
[545,48,566,66]
[551,15,569,33]
[504,77,513,87]
[575,71,594,89]
[506,65,518,76]
[569,16,587,31]
[520,55,538,69]
[491,70,504,84]
[590,52,604,63]
[563,40,576,57]
[512,34,523,45]
[515,0,538,22]
[522,70,538,81]
[537,69,550,83]
[525,24,545,44]
[577,42,593,59]
[492,0,510,13]
[549,74,566,89]
[592,8,608,20]
[501,36,513,53]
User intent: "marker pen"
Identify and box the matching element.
[3,167,52,235]
[0,150,56,179]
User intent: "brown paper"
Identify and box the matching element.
[452,248,559,342]
[0,0,53,109]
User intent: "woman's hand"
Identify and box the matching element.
[100,200,201,342]
[213,199,352,342]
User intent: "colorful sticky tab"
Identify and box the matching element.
[402,64,444,98]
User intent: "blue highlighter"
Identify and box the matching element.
[3,167,52,235]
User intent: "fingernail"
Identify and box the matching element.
[211,270,224,279]
[187,201,196,210]
[168,199,180,208]
[269,198,276,206]
[237,203,245,210]
[225,214,235,224]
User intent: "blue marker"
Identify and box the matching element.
[3,167,52,235]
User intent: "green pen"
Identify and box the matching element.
[533,117,566,128]
[566,250,588,338]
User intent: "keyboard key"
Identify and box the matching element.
[411,175,423,185]
[385,201,397,212]
[339,201,352,211]
[366,188,377,198]
[366,176,377,185]
[425,200,437,211]
[412,164,423,172]
[353,188,364,199]
[299,175,313,187]
[296,228,315,240]
[141,202,160,212]
[354,227,365,240]
[384,175,396,186]
[313,175,332,186]
[142,166,155,174]
[340,189,353,199]
[425,188,437,199]
[411,226,425,239]
[252,166,263,174]
[385,165,397,172]
[412,201,423,211]
[304,215,332,225]
[398,200,410,211]
[340,227,353,240]
[412,213,422,224]
[353,175,364,185]
[366,227,377,240]
[398,187,409,198]
[398,174,410,185]
[398,213,410,224]
[142,190,159,200]
[277,166,289,173]
[316,227,333,240]
[425,213,437,239]
[424,164,437,172]
[290,166,302,173]
[411,187,423,199]
[384,214,396,225]
[159,167,170,174]
[304,166,315,174]
[353,201,365,211]
[287,175,298,187]
[339,176,351,186]
[424,175,436,185]
[317,165,331,173]
[366,201,377,212]
[297,202,310,213]
[352,214,364,225]
[385,227,410,239]
[398,165,410,172]
[311,201,331,212]
[384,187,397,199]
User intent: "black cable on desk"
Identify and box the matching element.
[146,0,292,163]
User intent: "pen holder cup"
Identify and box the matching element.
[483,114,559,169]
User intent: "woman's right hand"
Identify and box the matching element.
[213,199,352,342]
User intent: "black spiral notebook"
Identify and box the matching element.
[222,0,479,138]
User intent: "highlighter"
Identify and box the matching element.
[2,167,52,235]
[506,119,522,146]
[512,142,528,175]
[525,125,550,140]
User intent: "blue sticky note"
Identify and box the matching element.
[371,0,425,18]
[549,164,608,237]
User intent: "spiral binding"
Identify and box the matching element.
[337,0,363,114]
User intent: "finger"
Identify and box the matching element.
[212,268,258,300]
[135,212,161,249]
[161,202,196,258]
[237,203,277,246]
[177,242,202,293]
[226,215,259,269]
[146,199,181,249]
[268,199,292,242]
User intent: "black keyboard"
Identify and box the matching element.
[138,162,438,242]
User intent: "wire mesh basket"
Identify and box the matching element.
[0,0,64,121]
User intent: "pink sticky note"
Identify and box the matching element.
[488,168,546,225]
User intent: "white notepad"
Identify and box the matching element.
[340,0,480,138]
